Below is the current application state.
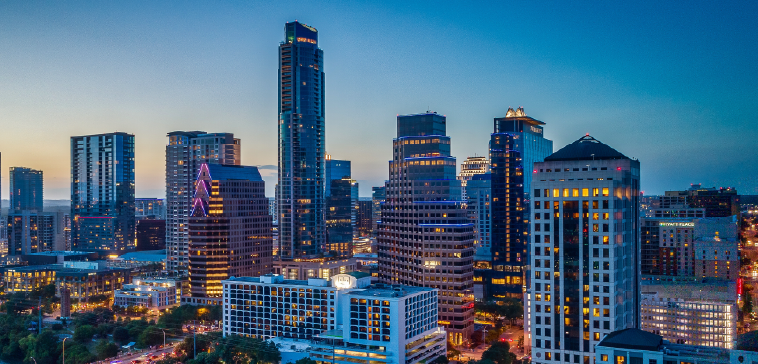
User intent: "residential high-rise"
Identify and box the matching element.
[135,198,165,219]
[136,219,166,251]
[371,186,386,236]
[185,163,272,305]
[278,21,326,259]
[467,174,492,261]
[6,211,65,254]
[71,132,135,254]
[356,198,373,237]
[165,131,240,270]
[528,135,640,363]
[326,177,357,257]
[377,112,475,345]
[9,167,43,213]
[457,156,489,200]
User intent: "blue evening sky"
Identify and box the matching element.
[1,1,756,198]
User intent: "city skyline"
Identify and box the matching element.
[1,1,757,200]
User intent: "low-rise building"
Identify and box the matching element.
[274,257,359,280]
[2,265,57,292]
[595,328,758,364]
[114,282,177,310]
[55,261,131,301]
[222,272,446,364]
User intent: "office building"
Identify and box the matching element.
[529,135,640,364]
[186,163,272,305]
[55,261,131,302]
[135,198,165,219]
[595,328,757,364]
[6,211,65,254]
[457,156,489,200]
[166,131,241,270]
[640,215,738,277]
[377,112,475,345]
[356,199,373,237]
[9,167,43,213]
[694,235,739,280]
[278,21,326,259]
[493,107,554,200]
[274,257,359,280]
[136,219,166,251]
[326,177,358,257]
[664,185,740,218]
[71,132,135,254]
[268,197,277,223]
[326,157,351,198]
[222,273,446,364]
[468,174,491,262]
[640,279,736,348]
[371,186,386,236]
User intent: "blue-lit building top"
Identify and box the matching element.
[278,21,326,259]
[71,132,135,254]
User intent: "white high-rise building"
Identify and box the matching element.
[223,273,446,364]
[165,131,240,270]
[528,135,640,364]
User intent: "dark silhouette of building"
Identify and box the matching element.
[136,219,166,251]
[356,199,373,237]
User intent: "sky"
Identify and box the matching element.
[1,0,757,199]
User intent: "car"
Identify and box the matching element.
[131,360,142,364]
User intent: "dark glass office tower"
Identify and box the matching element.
[377,112,475,345]
[71,132,135,254]
[326,177,357,257]
[325,158,350,198]
[9,167,43,213]
[278,21,326,259]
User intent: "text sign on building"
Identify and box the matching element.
[658,222,695,227]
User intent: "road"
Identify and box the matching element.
[457,326,524,362]
[94,342,178,364]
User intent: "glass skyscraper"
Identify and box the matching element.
[71,132,135,254]
[9,167,43,213]
[278,21,326,259]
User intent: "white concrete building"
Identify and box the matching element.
[529,135,640,364]
[114,281,177,310]
[222,272,446,364]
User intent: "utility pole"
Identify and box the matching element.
[162,329,166,348]
[193,320,196,358]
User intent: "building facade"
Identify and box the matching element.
[136,219,166,251]
[356,199,373,238]
[165,131,241,270]
[377,112,475,345]
[326,158,351,198]
[640,279,736,348]
[114,282,177,310]
[371,186,386,237]
[222,273,446,364]
[457,156,489,200]
[135,198,165,219]
[278,21,326,259]
[528,135,640,364]
[5,211,65,254]
[71,132,135,254]
[326,177,358,257]
[186,164,273,305]
[9,167,43,213]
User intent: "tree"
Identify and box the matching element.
[73,324,96,343]
[60,342,97,364]
[138,326,165,348]
[95,340,120,360]
[113,327,130,344]
[481,341,514,364]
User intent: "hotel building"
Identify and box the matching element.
[222,273,446,364]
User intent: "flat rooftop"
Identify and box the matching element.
[346,285,435,298]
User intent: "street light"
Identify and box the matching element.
[63,337,68,364]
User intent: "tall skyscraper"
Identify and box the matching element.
[165,131,240,270]
[186,163,272,305]
[9,167,43,213]
[528,135,640,363]
[71,132,135,254]
[478,107,553,300]
[278,21,326,259]
[377,112,475,345]
[457,156,489,200]
[467,174,492,262]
